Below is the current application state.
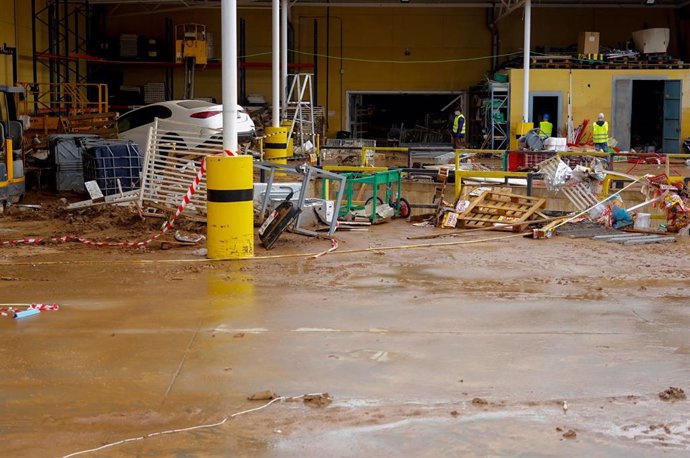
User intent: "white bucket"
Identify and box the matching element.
[634,212,651,229]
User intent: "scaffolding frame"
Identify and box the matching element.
[31,0,92,111]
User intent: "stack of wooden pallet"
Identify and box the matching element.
[513,53,689,70]
[456,190,546,232]
[62,112,119,138]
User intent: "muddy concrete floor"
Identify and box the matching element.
[1,206,690,457]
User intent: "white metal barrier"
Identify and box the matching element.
[139,118,224,218]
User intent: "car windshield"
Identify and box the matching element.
[177,100,216,109]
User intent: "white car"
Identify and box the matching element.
[117,100,255,152]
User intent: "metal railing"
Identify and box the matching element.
[19,82,109,116]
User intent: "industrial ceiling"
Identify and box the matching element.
[87,0,687,24]
[88,0,686,7]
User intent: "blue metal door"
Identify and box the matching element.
[663,80,681,154]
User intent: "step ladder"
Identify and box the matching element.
[284,73,316,150]
[432,167,451,226]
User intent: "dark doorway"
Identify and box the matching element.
[631,80,664,151]
[531,96,559,136]
[348,92,463,144]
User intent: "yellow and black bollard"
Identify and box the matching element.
[206,155,254,259]
[263,125,293,165]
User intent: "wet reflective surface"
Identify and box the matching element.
[1,223,689,456]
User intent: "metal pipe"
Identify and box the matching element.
[222,0,238,153]
[10,47,17,86]
[522,0,531,123]
[31,0,38,112]
[339,15,343,131]
[272,0,280,127]
[281,0,288,116]
[325,7,330,130]
[48,2,55,89]
[74,2,79,83]
[63,0,69,84]
[313,19,318,105]
[239,18,246,103]
[487,6,498,72]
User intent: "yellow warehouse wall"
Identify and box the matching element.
[294,7,491,132]
[508,68,690,146]
[0,0,48,87]
[104,6,494,133]
[0,0,17,84]
[102,5,684,138]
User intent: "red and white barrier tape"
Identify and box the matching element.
[0,150,336,255]
[0,153,225,248]
[309,238,338,259]
[1,303,60,317]
[161,159,207,234]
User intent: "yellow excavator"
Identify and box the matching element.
[0,85,25,213]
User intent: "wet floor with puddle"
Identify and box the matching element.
[1,221,689,456]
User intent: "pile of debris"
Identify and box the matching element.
[411,154,688,246]
[535,156,689,242]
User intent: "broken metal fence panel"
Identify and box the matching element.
[139,118,224,218]
[254,162,345,237]
[139,120,344,234]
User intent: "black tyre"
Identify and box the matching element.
[365,196,384,206]
[396,197,411,218]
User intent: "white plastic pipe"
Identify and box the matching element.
[222,0,238,153]
[272,0,280,127]
[522,0,531,123]
[281,0,288,116]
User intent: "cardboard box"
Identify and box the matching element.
[578,32,600,54]
[632,28,669,54]
[543,137,568,152]
[442,212,458,229]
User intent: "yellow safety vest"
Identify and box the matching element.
[593,121,608,143]
[539,121,553,137]
[453,114,466,135]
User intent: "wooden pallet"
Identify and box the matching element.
[456,190,546,232]
[62,112,119,138]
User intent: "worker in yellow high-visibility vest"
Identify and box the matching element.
[451,106,466,149]
[539,113,553,138]
[593,112,609,153]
